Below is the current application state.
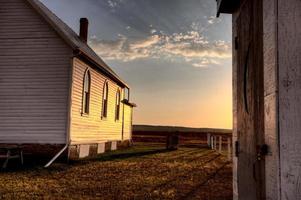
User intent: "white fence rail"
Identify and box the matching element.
[207,133,232,161]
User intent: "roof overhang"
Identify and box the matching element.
[74,49,129,88]
[216,0,241,17]
[26,0,130,89]
[122,99,137,108]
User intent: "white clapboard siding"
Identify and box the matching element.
[123,105,133,140]
[70,58,132,143]
[0,0,72,144]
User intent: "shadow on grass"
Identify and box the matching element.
[0,145,173,173]
[1,143,208,173]
[0,156,70,173]
[179,144,208,149]
[77,148,173,164]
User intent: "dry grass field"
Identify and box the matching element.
[0,143,232,200]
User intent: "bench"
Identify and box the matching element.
[0,146,23,169]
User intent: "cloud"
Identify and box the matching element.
[207,16,215,24]
[192,62,208,68]
[108,0,117,8]
[89,31,231,68]
[161,32,230,59]
[207,16,221,25]
[107,0,124,9]
[192,58,221,68]
[89,35,157,62]
[150,29,157,34]
[130,35,160,49]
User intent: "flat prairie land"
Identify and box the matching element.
[0,143,232,200]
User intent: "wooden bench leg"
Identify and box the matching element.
[20,149,24,165]
[2,150,10,169]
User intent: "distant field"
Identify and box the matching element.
[133,125,232,145]
[133,125,232,134]
[0,143,232,200]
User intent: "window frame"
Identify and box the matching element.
[115,89,121,121]
[101,81,109,119]
[82,69,91,115]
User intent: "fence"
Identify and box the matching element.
[207,133,232,161]
[132,126,232,161]
[133,131,208,146]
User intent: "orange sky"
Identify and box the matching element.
[42,0,233,129]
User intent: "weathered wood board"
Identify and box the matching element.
[225,0,301,199]
[278,0,301,199]
[263,0,281,199]
[233,0,265,199]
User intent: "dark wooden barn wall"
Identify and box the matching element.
[232,0,301,199]
[232,12,239,200]
[278,0,301,199]
[233,0,265,199]
[263,0,281,199]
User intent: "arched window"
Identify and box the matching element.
[102,81,109,118]
[115,89,121,121]
[82,69,91,114]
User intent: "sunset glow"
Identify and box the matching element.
[41,0,232,129]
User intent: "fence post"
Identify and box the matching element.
[211,136,214,150]
[207,133,211,147]
[227,137,231,161]
[219,136,222,153]
[207,133,210,147]
[214,136,217,150]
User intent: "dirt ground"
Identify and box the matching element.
[0,143,232,200]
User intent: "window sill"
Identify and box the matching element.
[81,113,89,117]
[101,116,108,121]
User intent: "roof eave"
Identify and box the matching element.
[26,0,77,48]
[74,49,129,88]
[26,0,130,89]
[216,0,240,17]
[121,99,137,108]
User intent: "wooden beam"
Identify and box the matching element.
[216,0,240,17]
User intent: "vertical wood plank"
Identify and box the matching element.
[235,0,265,199]
[278,0,301,198]
[263,0,281,199]
[232,6,239,199]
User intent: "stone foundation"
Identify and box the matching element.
[68,140,132,160]
[0,144,68,162]
[0,140,132,162]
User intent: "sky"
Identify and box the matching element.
[41,0,232,129]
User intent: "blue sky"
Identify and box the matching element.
[41,0,232,128]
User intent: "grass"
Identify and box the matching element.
[0,143,232,200]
